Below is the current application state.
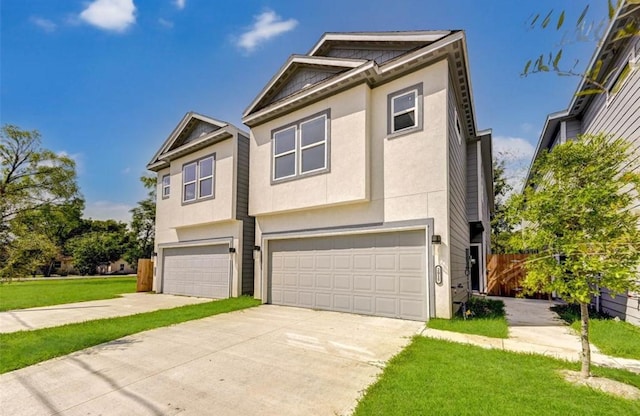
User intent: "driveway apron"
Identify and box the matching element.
[0,305,422,416]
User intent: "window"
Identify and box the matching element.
[387,83,423,136]
[607,52,638,99]
[272,111,329,181]
[162,175,170,199]
[455,110,463,144]
[183,155,215,203]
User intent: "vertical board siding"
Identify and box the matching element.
[448,75,470,307]
[581,36,640,325]
[237,134,256,295]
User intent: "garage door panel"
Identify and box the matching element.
[162,245,230,299]
[269,231,427,321]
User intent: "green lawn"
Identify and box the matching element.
[353,337,640,416]
[553,304,640,360]
[0,297,260,373]
[0,277,136,311]
[427,317,509,338]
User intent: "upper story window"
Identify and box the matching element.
[387,83,423,136]
[161,174,170,199]
[455,110,463,145]
[272,110,329,182]
[607,51,638,100]
[183,155,215,203]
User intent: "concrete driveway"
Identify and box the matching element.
[0,305,423,416]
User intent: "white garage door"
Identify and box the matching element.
[162,245,230,298]
[269,230,427,321]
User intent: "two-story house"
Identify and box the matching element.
[147,113,254,299]
[525,2,639,325]
[242,30,493,320]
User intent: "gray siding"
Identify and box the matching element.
[566,119,581,140]
[325,47,409,64]
[581,36,640,325]
[448,76,470,307]
[236,133,255,295]
[466,141,478,220]
[271,68,342,103]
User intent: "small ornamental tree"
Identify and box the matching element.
[508,133,640,378]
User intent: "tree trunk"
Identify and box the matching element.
[579,302,591,378]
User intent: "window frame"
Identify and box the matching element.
[182,154,216,204]
[161,174,170,199]
[387,83,423,137]
[454,109,463,145]
[271,110,330,183]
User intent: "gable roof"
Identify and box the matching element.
[147,112,247,172]
[242,30,482,142]
[524,1,637,186]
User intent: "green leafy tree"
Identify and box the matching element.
[68,231,127,276]
[491,154,514,254]
[522,0,639,98]
[508,134,640,377]
[124,175,156,267]
[0,230,57,281]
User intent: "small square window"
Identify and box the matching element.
[388,84,423,136]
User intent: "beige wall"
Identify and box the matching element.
[251,59,456,318]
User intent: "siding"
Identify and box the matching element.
[581,36,640,325]
[466,140,478,220]
[566,119,581,140]
[236,133,255,295]
[448,75,470,307]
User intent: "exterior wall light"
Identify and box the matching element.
[228,247,236,253]
[431,235,442,244]
[254,245,261,251]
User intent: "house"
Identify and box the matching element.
[147,113,254,299]
[242,30,493,320]
[525,2,639,325]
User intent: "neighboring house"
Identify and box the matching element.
[526,3,639,325]
[147,113,254,299]
[242,31,493,320]
[98,258,135,275]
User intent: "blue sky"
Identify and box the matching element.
[1,0,607,222]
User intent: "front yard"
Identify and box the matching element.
[354,337,640,415]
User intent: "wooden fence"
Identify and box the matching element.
[486,254,531,297]
[136,259,154,292]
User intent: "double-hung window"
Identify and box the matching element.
[387,83,423,136]
[272,111,329,181]
[183,155,215,203]
[161,174,170,198]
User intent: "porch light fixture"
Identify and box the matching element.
[228,247,236,253]
[254,245,261,251]
[431,235,442,244]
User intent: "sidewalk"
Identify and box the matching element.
[0,293,211,333]
[421,296,640,374]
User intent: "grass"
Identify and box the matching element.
[553,304,640,360]
[353,337,640,416]
[0,296,260,373]
[0,277,136,311]
[427,297,509,338]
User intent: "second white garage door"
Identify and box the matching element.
[269,230,427,321]
[162,245,230,298]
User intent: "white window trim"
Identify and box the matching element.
[271,110,330,183]
[454,109,463,145]
[182,155,215,204]
[391,89,418,133]
[162,174,170,199]
[272,126,298,181]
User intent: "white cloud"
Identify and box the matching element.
[236,10,298,54]
[158,18,174,28]
[174,0,186,10]
[84,200,134,223]
[493,136,536,196]
[121,167,131,174]
[79,0,136,33]
[31,17,57,32]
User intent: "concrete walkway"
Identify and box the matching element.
[422,296,640,373]
[0,293,211,333]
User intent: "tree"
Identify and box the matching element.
[124,175,156,267]
[0,230,57,281]
[522,1,639,99]
[68,230,127,275]
[0,124,79,229]
[508,134,640,377]
[10,198,85,276]
[491,154,514,254]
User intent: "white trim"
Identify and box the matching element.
[161,174,170,198]
[391,89,418,133]
[308,31,451,56]
[182,162,197,202]
[272,125,298,180]
[299,114,328,174]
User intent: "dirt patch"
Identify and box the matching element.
[560,370,640,400]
